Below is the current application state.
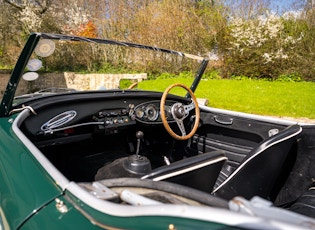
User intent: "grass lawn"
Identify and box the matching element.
[138,78,315,119]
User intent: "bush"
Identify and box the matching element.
[220,13,312,80]
[276,74,302,82]
[202,70,222,79]
[155,73,177,79]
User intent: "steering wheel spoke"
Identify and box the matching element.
[184,101,195,114]
[160,83,200,140]
[176,119,187,136]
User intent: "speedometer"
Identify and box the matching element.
[133,101,177,123]
[145,104,158,121]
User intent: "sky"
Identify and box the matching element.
[271,0,293,12]
[271,0,304,13]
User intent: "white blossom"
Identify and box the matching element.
[229,12,301,63]
[262,53,272,63]
[19,7,42,32]
[62,3,90,34]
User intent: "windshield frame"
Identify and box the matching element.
[0,32,209,117]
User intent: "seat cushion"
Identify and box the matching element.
[290,185,315,218]
[142,150,227,192]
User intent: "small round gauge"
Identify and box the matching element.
[145,104,158,121]
[164,105,172,119]
[135,107,145,118]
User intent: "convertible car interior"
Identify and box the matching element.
[16,89,310,213]
[4,33,315,229]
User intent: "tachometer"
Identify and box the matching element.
[135,107,145,119]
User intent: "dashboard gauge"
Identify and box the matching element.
[145,104,158,121]
[164,105,172,119]
[135,107,145,118]
[133,101,177,123]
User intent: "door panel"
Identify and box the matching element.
[192,111,287,166]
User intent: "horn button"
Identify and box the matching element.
[172,103,186,119]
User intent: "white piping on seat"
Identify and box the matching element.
[212,126,302,194]
[142,156,227,181]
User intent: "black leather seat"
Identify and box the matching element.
[142,150,227,192]
[289,183,315,218]
[212,124,302,200]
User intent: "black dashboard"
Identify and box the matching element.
[21,93,189,141]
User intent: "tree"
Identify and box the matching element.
[94,0,226,54]
[0,0,24,66]
[222,13,305,78]
[3,0,51,13]
[222,0,270,19]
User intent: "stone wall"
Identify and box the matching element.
[64,72,147,90]
[0,72,211,105]
[0,72,147,97]
[0,74,9,95]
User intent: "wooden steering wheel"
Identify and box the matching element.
[160,83,200,140]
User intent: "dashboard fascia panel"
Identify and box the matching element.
[21,92,190,137]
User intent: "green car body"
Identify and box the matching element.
[0,118,229,230]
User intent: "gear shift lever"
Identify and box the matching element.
[95,130,151,179]
[135,131,144,156]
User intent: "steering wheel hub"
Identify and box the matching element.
[172,103,186,119]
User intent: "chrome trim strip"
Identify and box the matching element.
[199,105,313,126]
[66,181,302,230]
[12,109,70,189]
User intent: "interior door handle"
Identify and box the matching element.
[214,115,233,125]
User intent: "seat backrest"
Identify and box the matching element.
[212,124,302,200]
[141,150,227,192]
